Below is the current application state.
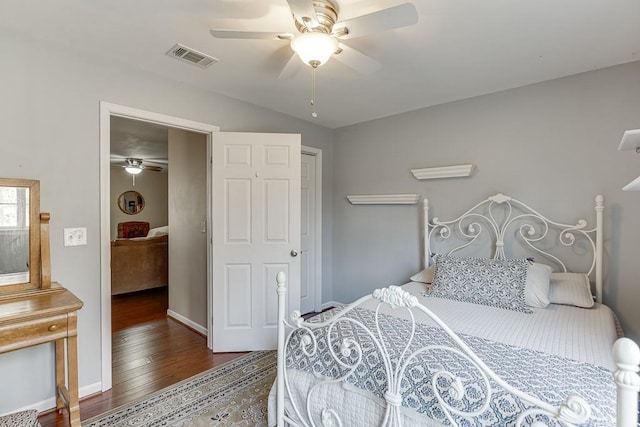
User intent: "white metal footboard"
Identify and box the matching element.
[275,272,640,427]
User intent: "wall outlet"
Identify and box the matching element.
[64,227,87,246]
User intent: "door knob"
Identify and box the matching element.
[290,249,298,257]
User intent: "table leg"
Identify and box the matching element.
[54,338,65,413]
[67,312,80,427]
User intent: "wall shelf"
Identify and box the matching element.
[618,129,640,152]
[623,176,640,191]
[411,164,475,180]
[347,194,421,205]
[619,129,640,191]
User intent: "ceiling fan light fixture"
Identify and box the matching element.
[124,158,144,175]
[124,166,143,175]
[291,32,338,67]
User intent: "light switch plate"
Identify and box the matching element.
[64,227,87,246]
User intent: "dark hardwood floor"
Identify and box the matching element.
[38,287,247,427]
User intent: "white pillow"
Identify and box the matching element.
[524,263,552,308]
[147,226,169,237]
[548,272,594,308]
[410,265,435,284]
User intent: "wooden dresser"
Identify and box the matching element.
[0,283,84,426]
[0,178,84,425]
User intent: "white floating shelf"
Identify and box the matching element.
[411,164,475,180]
[347,194,421,205]
[623,175,640,191]
[618,129,640,152]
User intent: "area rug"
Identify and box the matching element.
[83,351,276,427]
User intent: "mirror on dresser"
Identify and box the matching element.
[0,178,42,294]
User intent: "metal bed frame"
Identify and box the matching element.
[275,193,640,426]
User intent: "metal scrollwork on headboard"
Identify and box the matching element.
[424,193,604,302]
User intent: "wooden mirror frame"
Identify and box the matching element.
[0,178,42,295]
[117,190,145,215]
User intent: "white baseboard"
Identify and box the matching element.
[80,381,104,400]
[321,301,343,311]
[167,309,207,336]
[5,382,102,416]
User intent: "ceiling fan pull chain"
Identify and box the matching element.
[311,66,318,118]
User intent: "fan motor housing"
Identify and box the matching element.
[294,0,339,34]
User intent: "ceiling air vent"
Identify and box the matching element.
[166,43,218,68]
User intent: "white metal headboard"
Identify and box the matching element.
[422,193,604,303]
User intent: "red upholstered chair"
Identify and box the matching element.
[117,221,150,238]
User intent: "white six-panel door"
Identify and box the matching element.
[212,132,300,351]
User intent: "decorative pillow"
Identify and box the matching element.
[548,272,594,308]
[411,263,551,308]
[428,255,532,313]
[410,265,435,284]
[524,263,552,308]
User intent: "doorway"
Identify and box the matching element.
[100,102,218,391]
[109,118,208,330]
[100,102,324,390]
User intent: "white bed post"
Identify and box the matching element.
[276,272,287,427]
[595,194,604,303]
[423,198,430,268]
[613,338,640,427]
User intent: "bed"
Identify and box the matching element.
[110,224,168,295]
[270,193,640,426]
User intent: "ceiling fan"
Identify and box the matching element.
[210,0,419,77]
[111,157,166,185]
[110,157,166,174]
[122,158,163,174]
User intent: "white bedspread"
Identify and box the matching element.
[268,282,620,426]
[385,282,618,369]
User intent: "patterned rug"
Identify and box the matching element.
[83,351,276,427]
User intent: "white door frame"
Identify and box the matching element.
[301,146,323,313]
[99,102,218,391]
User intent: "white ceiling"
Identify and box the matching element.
[2,1,639,129]
[110,116,168,167]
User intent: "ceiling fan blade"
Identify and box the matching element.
[110,155,127,164]
[333,3,418,40]
[334,43,381,75]
[144,158,169,165]
[210,29,293,40]
[286,0,319,28]
[142,165,163,172]
[278,52,301,79]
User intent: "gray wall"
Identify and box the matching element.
[332,60,640,341]
[110,167,168,240]
[167,128,207,328]
[0,28,333,414]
